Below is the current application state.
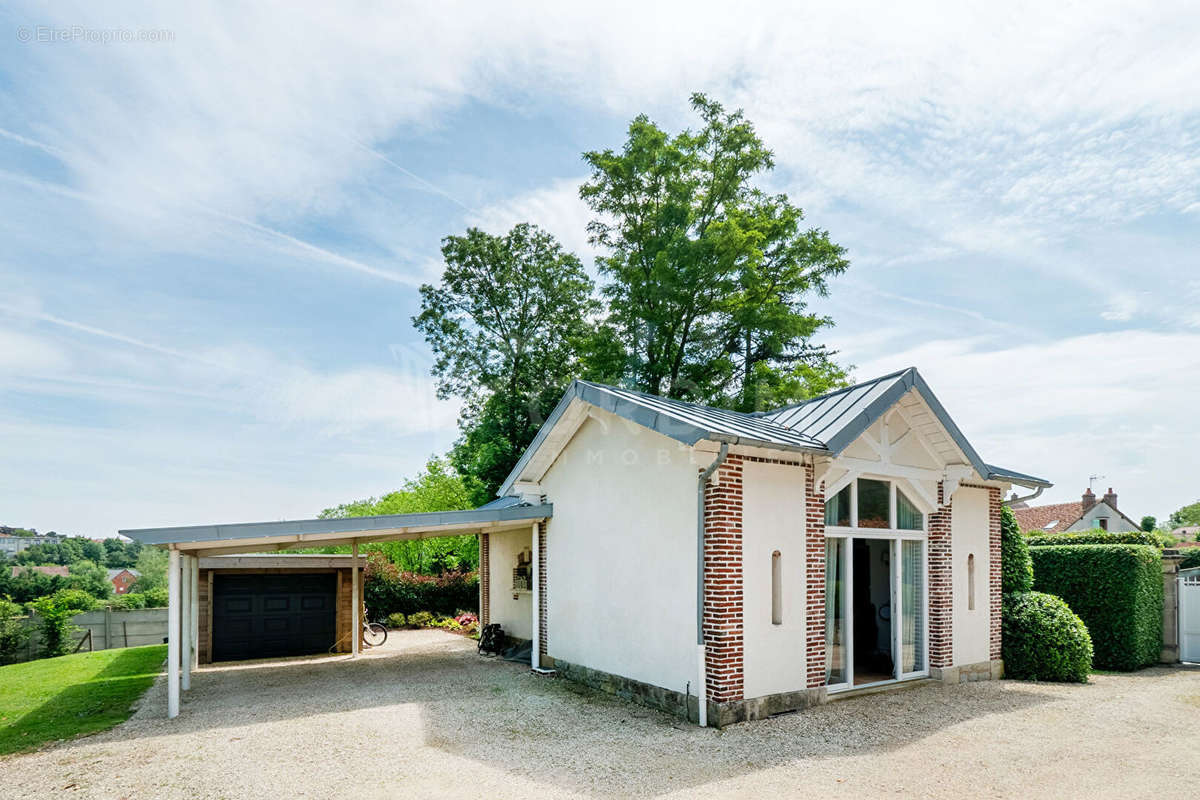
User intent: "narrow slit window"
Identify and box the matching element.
[771,550,782,625]
[967,553,976,611]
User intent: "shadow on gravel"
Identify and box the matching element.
[71,632,1065,798]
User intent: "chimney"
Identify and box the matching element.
[1081,488,1096,512]
[1102,487,1118,510]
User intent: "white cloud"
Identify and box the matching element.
[0,327,71,372]
[9,1,1197,250]
[468,177,595,263]
[840,329,1200,517]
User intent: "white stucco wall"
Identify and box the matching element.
[488,526,533,641]
[539,408,699,693]
[950,487,990,665]
[740,460,808,699]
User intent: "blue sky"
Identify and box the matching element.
[1,2,1198,537]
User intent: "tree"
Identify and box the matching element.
[0,596,29,665]
[130,547,168,593]
[31,592,78,659]
[1140,516,1157,533]
[414,223,597,503]
[67,560,113,600]
[318,456,477,573]
[1168,501,1200,529]
[580,93,849,408]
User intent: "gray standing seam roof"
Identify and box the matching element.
[498,368,1051,494]
[120,503,553,547]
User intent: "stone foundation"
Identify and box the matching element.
[932,659,1003,684]
[552,658,826,727]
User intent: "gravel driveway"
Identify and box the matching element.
[4,629,1197,799]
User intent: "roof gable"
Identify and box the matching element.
[499,368,1051,496]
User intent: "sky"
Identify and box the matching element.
[1,1,1198,537]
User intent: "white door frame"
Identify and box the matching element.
[824,530,930,693]
[1181,569,1200,664]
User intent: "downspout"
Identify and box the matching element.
[1003,486,1044,506]
[696,440,729,728]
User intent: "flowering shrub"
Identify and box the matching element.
[364,552,478,618]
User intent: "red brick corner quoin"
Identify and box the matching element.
[702,454,744,704]
[804,465,826,688]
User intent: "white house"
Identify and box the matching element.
[124,367,1049,726]
[1011,487,1141,534]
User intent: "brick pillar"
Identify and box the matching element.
[479,533,490,626]
[988,487,1002,661]
[805,466,827,688]
[703,454,744,704]
[538,521,548,660]
[927,482,954,668]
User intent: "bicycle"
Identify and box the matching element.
[362,607,388,648]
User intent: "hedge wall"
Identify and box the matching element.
[363,552,478,620]
[1029,544,1162,670]
[1025,530,1162,548]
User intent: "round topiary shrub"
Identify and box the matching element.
[1002,591,1093,682]
[386,612,407,628]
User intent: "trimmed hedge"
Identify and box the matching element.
[1026,530,1162,548]
[1001,506,1033,595]
[1029,544,1162,670]
[1002,591,1093,682]
[363,552,478,620]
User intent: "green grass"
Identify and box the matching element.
[0,645,165,755]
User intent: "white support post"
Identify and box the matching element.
[531,521,540,670]
[189,555,199,671]
[180,553,191,691]
[351,540,360,657]
[167,548,180,719]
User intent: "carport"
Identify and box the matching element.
[120,502,553,718]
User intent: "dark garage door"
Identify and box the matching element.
[212,573,337,662]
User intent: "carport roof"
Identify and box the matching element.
[120,502,552,555]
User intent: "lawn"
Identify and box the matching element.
[0,645,165,755]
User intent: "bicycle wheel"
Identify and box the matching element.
[364,622,388,647]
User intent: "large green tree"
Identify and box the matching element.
[414,223,597,503]
[317,456,477,573]
[1169,501,1200,529]
[580,93,850,409]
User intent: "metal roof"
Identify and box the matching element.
[499,368,1050,494]
[121,503,552,549]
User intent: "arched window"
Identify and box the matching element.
[967,553,976,611]
[771,550,783,625]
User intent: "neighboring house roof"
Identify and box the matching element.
[499,368,1050,496]
[1012,501,1085,533]
[1012,498,1141,533]
[1173,525,1200,537]
[10,565,70,578]
[106,568,141,580]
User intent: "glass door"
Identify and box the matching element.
[900,539,926,676]
[824,537,849,689]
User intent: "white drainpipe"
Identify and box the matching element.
[696,441,729,728]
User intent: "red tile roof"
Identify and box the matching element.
[1012,501,1084,533]
[10,565,70,578]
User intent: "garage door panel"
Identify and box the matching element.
[263,596,290,612]
[212,573,337,662]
